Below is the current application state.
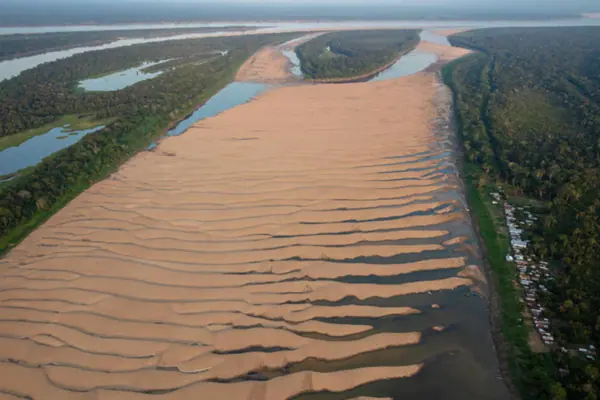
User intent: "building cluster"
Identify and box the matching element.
[493,193,556,347]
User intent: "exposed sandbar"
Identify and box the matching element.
[235,46,294,83]
[0,64,480,397]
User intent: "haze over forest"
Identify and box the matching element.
[1,0,600,25]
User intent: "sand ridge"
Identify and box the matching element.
[235,33,323,83]
[416,40,472,62]
[0,40,494,397]
[235,46,294,83]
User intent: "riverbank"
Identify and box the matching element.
[0,114,109,152]
[0,57,509,400]
[235,46,295,83]
[442,57,554,400]
[0,44,256,256]
[302,54,405,84]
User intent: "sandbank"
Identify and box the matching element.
[416,40,472,62]
[0,42,488,397]
[235,46,294,83]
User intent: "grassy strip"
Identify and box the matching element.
[0,55,247,256]
[444,60,556,399]
[0,114,110,152]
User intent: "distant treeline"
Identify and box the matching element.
[447,26,600,400]
[0,34,291,138]
[296,30,420,80]
[0,26,255,61]
[0,32,300,252]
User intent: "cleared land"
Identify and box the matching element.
[0,34,506,398]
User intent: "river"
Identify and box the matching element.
[2,18,600,81]
[0,19,573,398]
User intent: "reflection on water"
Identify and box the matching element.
[0,125,105,176]
[166,82,267,137]
[281,50,303,78]
[420,30,452,46]
[146,81,269,150]
[78,60,167,91]
[369,31,455,82]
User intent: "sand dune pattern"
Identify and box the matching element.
[0,61,488,397]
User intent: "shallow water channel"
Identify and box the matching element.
[78,60,167,91]
[147,81,268,150]
[3,18,600,82]
[0,125,105,176]
[281,50,303,78]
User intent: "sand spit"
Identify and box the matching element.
[235,33,322,83]
[235,46,294,83]
[416,41,472,62]
[0,66,497,397]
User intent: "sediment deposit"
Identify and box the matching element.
[235,46,294,83]
[0,34,507,399]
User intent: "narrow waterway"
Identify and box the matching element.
[281,50,303,78]
[0,29,253,81]
[0,125,105,176]
[3,18,600,81]
[77,60,168,92]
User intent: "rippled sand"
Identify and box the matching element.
[0,37,505,399]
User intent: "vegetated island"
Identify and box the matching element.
[445,26,600,400]
[0,31,301,253]
[0,26,258,62]
[296,29,420,82]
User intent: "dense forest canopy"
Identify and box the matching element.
[296,30,420,80]
[0,32,301,252]
[0,34,294,138]
[448,26,600,399]
[0,26,255,61]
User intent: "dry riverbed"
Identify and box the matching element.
[0,34,507,399]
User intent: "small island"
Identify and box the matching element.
[296,29,420,82]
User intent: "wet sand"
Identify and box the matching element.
[0,34,508,399]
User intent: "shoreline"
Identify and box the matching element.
[0,45,253,256]
[0,33,513,398]
[0,65,510,398]
[445,76,520,398]
[441,56,522,400]
[300,45,419,84]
